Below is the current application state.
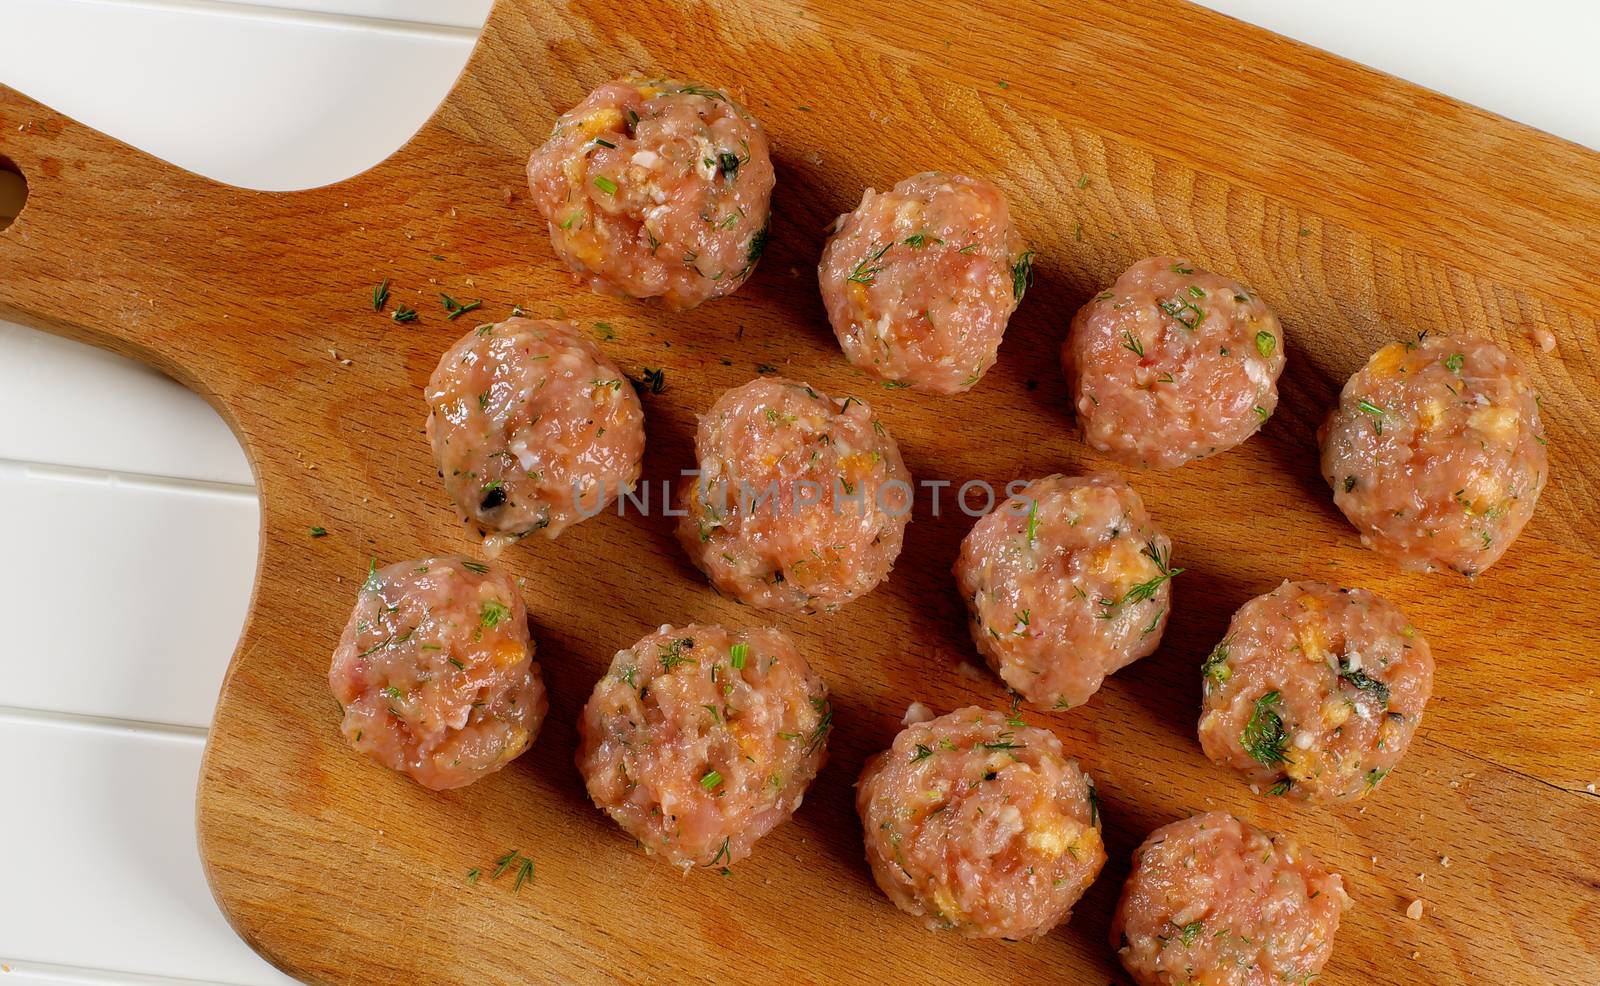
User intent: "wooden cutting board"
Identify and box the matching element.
[3,1,1597,982]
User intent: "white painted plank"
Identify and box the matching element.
[0,460,258,729]
[1,0,476,191]
[1193,0,1600,151]
[189,0,491,31]
[0,716,298,985]
[0,324,254,487]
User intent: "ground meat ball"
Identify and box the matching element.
[525,78,773,309]
[1064,257,1286,468]
[426,318,645,553]
[576,623,830,869]
[329,557,545,791]
[1319,333,1548,576]
[676,377,912,613]
[1112,812,1351,986]
[856,707,1105,939]
[954,474,1176,710]
[818,172,1030,394]
[1198,581,1433,803]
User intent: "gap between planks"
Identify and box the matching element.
[43,0,483,39]
[0,703,209,742]
[0,956,259,986]
[0,457,258,498]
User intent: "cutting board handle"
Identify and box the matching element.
[0,91,257,388]
[0,0,523,401]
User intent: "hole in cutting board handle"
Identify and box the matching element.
[0,156,28,231]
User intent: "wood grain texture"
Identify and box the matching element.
[2,1,1598,982]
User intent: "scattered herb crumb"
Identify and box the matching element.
[513,856,534,893]
[441,294,483,321]
[474,849,535,894]
[492,849,520,879]
[632,366,666,394]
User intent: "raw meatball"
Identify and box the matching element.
[1198,581,1433,803]
[525,78,773,309]
[1112,811,1351,986]
[818,172,1030,394]
[954,474,1176,710]
[426,318,645,553]
[676,377,912,613]
[576,623,830,869]
[856,707,1105,939]
[329,557,545,791]
[1319,333,1548,576]
[1064,257,1285,468]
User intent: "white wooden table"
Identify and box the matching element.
[2,2,1594,982]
